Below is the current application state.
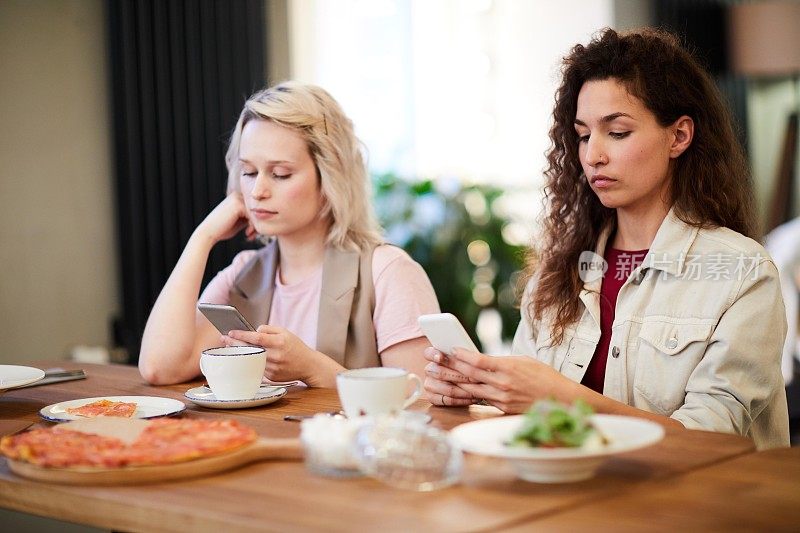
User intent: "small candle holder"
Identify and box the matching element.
[354,413,462,491]
[300,414,363,478]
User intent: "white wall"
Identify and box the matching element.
[748,79,800,233]
[266,0,291,83]
[287,0,613,187]
[0,0,118,364]
[613,0,653,31]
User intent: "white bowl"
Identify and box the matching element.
[449,414,665,483]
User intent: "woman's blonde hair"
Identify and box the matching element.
[225,81,383,251]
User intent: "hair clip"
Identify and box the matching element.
[322,115,328,135]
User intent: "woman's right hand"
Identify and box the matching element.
[423,346,478,406]
[195,193,254,244]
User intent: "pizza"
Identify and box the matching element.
[65,399,138,418]
[0,418,257,469]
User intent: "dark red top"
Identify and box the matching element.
[581,247,648,393]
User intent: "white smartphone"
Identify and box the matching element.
[418,313,479,355]
[198,303,256,334]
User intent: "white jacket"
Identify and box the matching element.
[513,209,789,449]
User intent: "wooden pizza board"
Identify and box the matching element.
[6,418,303,485]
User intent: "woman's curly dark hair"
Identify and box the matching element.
[525,28,755,345]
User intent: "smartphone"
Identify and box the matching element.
[198,303,256,334]
[418,313,479,355]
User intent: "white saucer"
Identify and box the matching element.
[400,411,433,425]
[184,386,287,409]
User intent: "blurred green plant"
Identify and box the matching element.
[373,173,527,348]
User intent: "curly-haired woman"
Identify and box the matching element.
[425,28,788,449]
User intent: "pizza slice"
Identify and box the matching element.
[65,399,138,418]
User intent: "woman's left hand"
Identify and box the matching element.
[444,348,578,414]
[224,325,322,384]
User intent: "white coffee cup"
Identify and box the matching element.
[336,367,423,418]
[199,346,267,401]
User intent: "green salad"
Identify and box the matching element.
[507,399,606,449]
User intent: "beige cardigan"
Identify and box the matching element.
[228,240,380,369]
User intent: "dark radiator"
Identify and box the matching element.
[107,0,266,363]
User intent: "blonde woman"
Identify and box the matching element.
[139,82,439,387]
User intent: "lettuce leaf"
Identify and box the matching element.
[507,399,596,448]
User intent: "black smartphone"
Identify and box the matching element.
[198,303,256,334]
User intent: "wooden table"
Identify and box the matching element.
[508,446,800,532]
[0,362,777,532]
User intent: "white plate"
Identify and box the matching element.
[0,365,46,392]
[449,414,665,483]
[184,385,287,409]
[40,396,186,422]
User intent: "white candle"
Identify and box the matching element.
[300,414,364,476]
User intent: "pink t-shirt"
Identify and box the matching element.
[199,245,440,353]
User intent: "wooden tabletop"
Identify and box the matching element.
[0,362,767,532]
[503,447,800,532]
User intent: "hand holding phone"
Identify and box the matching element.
[418,313,479,356]
[198,303,256,335]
